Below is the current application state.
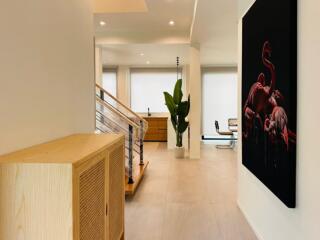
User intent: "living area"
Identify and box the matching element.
[0,0,319,240]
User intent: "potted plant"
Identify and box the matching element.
[164,79,190,158]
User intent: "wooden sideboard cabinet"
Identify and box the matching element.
[144,117,168,142]
[0,134,125,240]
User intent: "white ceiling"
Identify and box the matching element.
[101,44,189,67]
[191,0,238,65]
[95,0,238,66]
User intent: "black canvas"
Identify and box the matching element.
[242,0,297,208]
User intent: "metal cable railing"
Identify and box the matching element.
[95,84,148,184]
[96,84,148,136]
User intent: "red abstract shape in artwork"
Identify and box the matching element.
[243,41,296,151]
[243,41,276,138]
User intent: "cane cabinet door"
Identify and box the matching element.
[74,150,109,240]
[107,143,125,240]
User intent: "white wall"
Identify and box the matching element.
[95,46,103,86]
[0,0,94,155]
[237,1,320,240]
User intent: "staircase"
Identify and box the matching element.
[95,84,149,195]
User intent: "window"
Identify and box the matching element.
[130,69,181,113]
[102,69,117,97]
[202,68,238,135]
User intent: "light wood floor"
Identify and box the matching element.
[125,143,257,240]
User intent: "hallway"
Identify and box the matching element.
[125,143,257,240]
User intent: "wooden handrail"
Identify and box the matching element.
[96,97,139,129]
[96,84,147,125]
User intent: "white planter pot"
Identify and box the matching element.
[174,147,185,158]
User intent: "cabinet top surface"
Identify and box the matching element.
[0,134,124,164]
[143,116,168,120]
[139,113,169,119]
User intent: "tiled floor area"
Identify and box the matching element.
[125,142,257,240]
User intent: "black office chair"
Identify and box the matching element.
[214,120,237,149]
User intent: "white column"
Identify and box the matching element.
[182,64,190,149]
[183,64,190,97]
[95,46,103,85]
[117,66,131,106]
[189,45,201,159]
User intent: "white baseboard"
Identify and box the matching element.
[237,200,265,240]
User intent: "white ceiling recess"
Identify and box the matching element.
[94,0,148,13]
[95,0,196,44]
[191,0,238,66]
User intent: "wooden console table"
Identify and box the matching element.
[143,117,168,142]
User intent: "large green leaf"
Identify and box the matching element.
[165,79,190,142]
[177,100,190,117]
[171,116,177,131]
[163,92,176,116]
[173,79,183,104]
[177,118,189,134]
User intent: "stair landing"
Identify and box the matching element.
[125,160,149,195]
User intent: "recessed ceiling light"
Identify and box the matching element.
[146,61,150,64]
[99,21,106,26]
[140,53,144,56]
[169,20,175,26]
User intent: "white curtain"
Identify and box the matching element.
[202,69,238,135]
[102,70,117,97]
[130,69,181,113]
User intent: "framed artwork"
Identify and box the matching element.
[242,0,297,208]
